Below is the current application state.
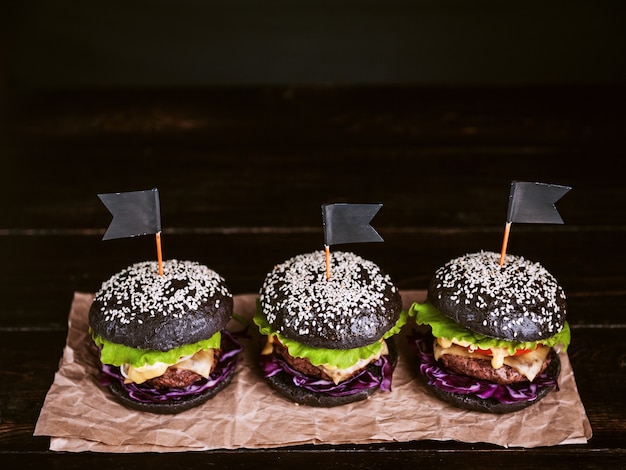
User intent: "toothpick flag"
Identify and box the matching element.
[322,203,384,246]
[506,181,571,224]
[500,181,571,265]
[99,188,162,240]
[321,203,384,278]
[98,188,164,274]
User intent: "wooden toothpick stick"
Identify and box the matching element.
[156,231,164,275]
[325,245,331,280]
[499,222,511,266]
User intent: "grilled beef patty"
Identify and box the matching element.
[439,351,551,385]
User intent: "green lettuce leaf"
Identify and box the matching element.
[91,331,222,368]
[253,305,409,370]
[408,301,570,354]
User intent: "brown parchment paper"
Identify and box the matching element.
[34,291,592,451]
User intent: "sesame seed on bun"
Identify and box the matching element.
[259,250,402,350]
[89,259,241,414]
[90,259,233,351]
[409,251,571,414]
[429,251,567,342]
[255,250,406,407]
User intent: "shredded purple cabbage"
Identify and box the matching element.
[260,352,393,397]
[98,330,242,404]
[409,330,559,405]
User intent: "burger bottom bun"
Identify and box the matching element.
[265,337,399,407]
[419,349,561,414]
[107,366,237,414]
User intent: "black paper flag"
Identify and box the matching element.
[507,181,571,224]
[321,203,383,246]
[99,188,162,240]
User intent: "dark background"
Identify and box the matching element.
[1,0,624,296]
[1,0,625,95]
[2,3,626,463]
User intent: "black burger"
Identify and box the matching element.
[408,251,571,414]
[254,250,408,407]
[89,259,242,414]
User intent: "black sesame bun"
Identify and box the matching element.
[409,251,571,414]
[254,250,407,407]
[430,251,567,342]
[89,259,242,414]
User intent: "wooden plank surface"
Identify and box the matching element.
[1,84,625,468]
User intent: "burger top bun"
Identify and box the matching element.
[89,259,233,351]
[259,250,402,350]
[429,251,567,342]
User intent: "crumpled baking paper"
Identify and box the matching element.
[34,291,592,451]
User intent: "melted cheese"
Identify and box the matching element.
[175,349,216,378]
[262,334,388,384]
[504,346,550,382]
[436,337,513,369]
[320,341,389,384]
[261,334,277,355]
[121,348,216,384]
[434,339,550,382]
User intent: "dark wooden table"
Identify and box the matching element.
[1,84,625,468]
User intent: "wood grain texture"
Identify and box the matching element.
[1,84,625,468]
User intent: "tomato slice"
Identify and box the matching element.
[469,346,533,357]
[512,348,533,356]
